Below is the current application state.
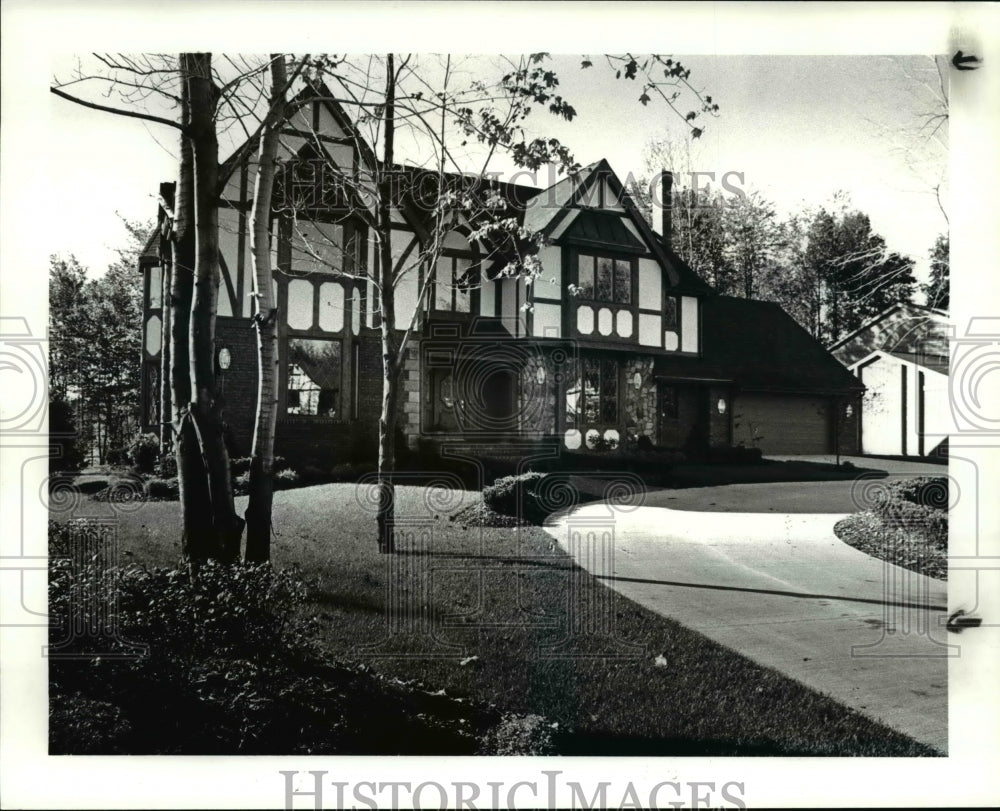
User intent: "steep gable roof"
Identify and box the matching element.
[525,159,711,294]
[655,296,863,394]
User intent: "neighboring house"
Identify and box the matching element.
[829,303,950,457]
[137,83,862,465]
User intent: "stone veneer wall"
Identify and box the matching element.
[399,343,422,449]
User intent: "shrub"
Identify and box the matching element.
[50,692,132,754]
[834,486,948,580]
[145,477,179,500]
[106,446,131,467]
[273,468,300,490]
[129,433,160,473]
[115,561,316,663]
[48,536,317,666]
[478,713,557,755]
[231,455,290,477]
[48,536,322,753]
[298,464,326,483]
[482,472,547,522]
[157,454,178,478]
[230,456,253,477]
[883,476,949,510]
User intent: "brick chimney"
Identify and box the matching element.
[660,170,674,250]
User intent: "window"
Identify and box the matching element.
[290,220,347,275]
[148,266,162,309]
[577,253,632,304]
[433,255,472,313]
[663,296,678,330]
[286,338,342,417]
[144,362,160,427]
[566,356,619,427]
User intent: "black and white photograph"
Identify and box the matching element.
[2,2,998,808]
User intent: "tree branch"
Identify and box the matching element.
[50,85,184,131]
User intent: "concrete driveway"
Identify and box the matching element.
[543,502,950,753]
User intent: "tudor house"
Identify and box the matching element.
[138,85,862,465]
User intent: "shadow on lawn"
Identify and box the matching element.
[393,548,573,571]
[597,574,947,612]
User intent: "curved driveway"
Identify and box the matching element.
[543,502,949,753]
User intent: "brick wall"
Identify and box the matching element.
[835,393,861,455]
[707,385,732,448]
[216,319,382,465]
[216,317,259,458]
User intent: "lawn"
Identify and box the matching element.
[52,481,938,756]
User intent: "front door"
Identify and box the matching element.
[657,381,706,449]
[658,383,682,447]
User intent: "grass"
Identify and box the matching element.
[52,482,939,756]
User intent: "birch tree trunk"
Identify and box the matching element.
[159,227,173,452]
[184,51,244,563]
[244,54,286,563]
[376,53,398,554]
[171,64,213,561]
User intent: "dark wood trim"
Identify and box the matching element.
[277,126,357,147]
[220,197,252,212]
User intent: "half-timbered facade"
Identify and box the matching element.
[138,84,862,465]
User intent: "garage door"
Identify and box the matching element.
[733,394,831,454]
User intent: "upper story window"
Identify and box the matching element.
[289,218,361,276]
[577,254,633,304]
[147,265,163,309]
[663,295,678,330]
[433,255,472,313]
[430,230,478,315]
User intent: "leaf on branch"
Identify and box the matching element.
[581,59,593,69]
[639,93,651,106]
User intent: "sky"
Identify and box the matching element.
[43,51,948,284]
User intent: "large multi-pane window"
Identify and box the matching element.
[286,338,342,417]
[577,253,633,304]
[565,356,619,427]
